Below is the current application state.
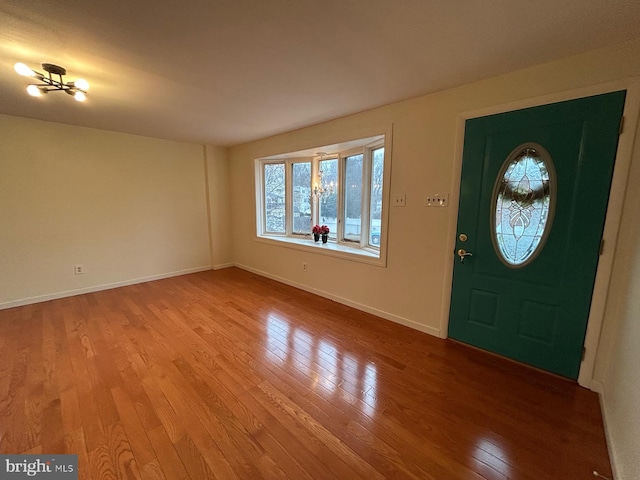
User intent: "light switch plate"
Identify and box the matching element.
[425,194,449,207]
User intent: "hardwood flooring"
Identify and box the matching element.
[0,268,612,479]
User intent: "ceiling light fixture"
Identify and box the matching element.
[313,152,336,199]
[14,62,89,102]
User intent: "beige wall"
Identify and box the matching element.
[229,39,640,477]
[594,116,640,480]
[0,115,212,307]
[205,144,233,268]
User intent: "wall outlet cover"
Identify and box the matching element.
[393,194,406,207]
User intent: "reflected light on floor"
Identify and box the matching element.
[318,339,338,392]
[473,437,511,478]
[266,313,290,365]
[293,328,313,377]
[264,312,378,413]
[361,362,378,417]
[341,354,359,397]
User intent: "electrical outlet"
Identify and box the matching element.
[425,193,449,207]
[302,262,308,272]
[393,193,406,207]
[74,264,84,275]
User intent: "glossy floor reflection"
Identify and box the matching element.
[473,436,513,479]
[266,313,378,416]
[0,268,613,480]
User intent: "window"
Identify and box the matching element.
[318,157,338,239]
[491,143,555,267]
[255,131,391,263]
[292,162,312,234]
[369,147,384,245]
[263,163,285,233]
[343,154,363,243]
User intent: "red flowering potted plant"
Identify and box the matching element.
[320,225,330,243]
[312,225,330,243]
[312,224,322,242]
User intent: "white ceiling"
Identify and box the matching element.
[1,0,639,146]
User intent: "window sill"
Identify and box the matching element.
[255,234,385,267]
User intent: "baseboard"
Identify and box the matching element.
[596,384,620,480]
[1,262,442,341]
[213,262,235,270]
[591,379,604,394]
[0,265,213,310]
[235,263,441,338]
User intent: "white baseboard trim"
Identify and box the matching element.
[213,262,235,270]
[0,265,213,310]
[235,263,441,338]
[591,379,604,394]
[595,383,620,480]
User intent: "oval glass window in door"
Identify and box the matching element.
[491,143,556,267]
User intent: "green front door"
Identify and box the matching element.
[448,91,626,379]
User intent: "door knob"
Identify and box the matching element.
[457,249,473,263]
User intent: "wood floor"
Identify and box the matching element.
[0,268,612,479]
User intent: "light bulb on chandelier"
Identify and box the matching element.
[14,62,36,77]
[14,62,89,101]
[73,78,90,91]
[26,84,43,97]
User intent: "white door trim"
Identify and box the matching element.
[440,77,640,388]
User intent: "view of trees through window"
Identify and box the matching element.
[344,154,363,242]
[292,162,312,234]
[258,136,386,251]
[264,163,285,233]
[318,158,338,238]
[370,147,384,245]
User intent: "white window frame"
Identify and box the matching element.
[289,158,313,237]
[260,160,287,236]
[338,140,384,248]
[254,126,392,267]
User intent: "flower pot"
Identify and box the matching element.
[313,233,320,242]
[321,233,328,244]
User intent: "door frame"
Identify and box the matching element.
[440,77,640,389]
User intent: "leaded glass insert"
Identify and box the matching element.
[492,144,555,267]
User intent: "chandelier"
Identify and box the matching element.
[14,62,89,102]
[313,152,336,199]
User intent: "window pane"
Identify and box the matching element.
[292,162,312,234]
[318,158,338,238]
[264,163,285,233]
[493,145,555,267]
[344,154,363,242]
[369,147,384,246]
